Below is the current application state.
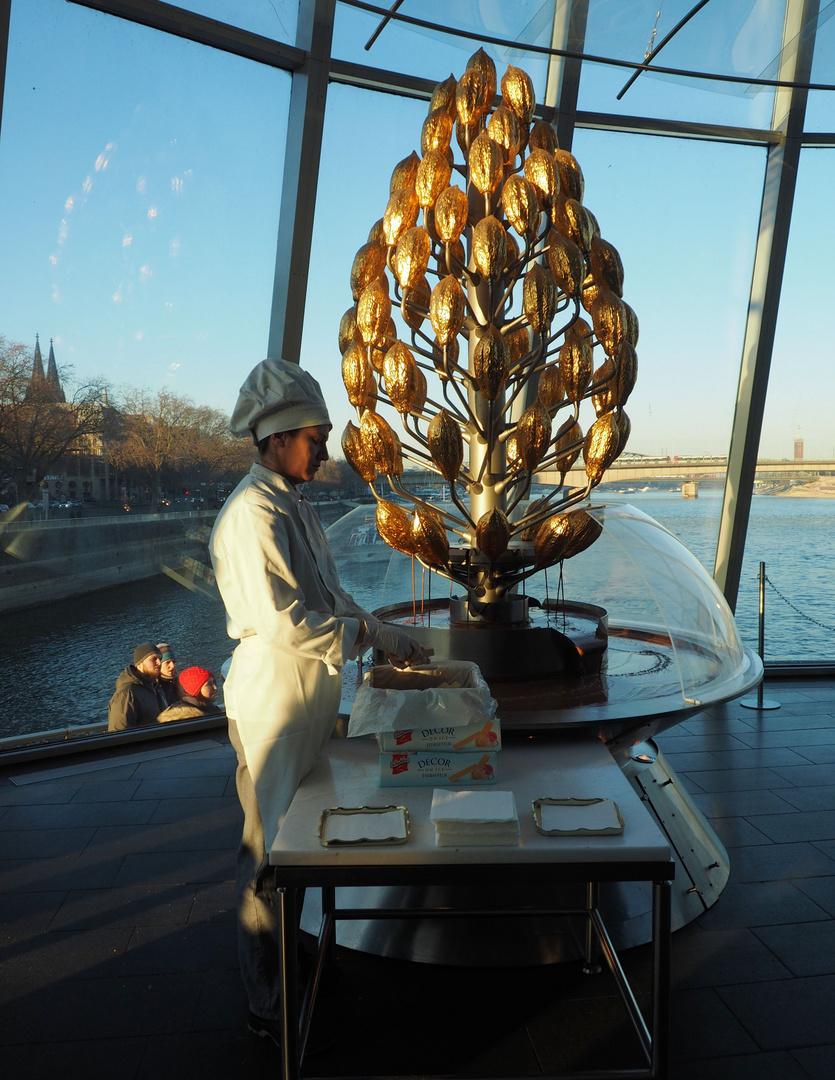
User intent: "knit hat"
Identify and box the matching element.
[179,666,213,698]
[230,358,331,445]
[134,642,161,666]
[156,643,175,662]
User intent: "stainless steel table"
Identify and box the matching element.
[270,735,674,1079]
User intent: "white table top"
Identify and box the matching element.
[270,736,672,873]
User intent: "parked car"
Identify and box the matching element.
[0,503,10,513]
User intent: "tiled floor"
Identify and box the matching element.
[2,676,835,1079]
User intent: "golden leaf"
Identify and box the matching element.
[360,409,403,476]
[476,507,511,562]
[412,506,449,566]
[338,306,360,355]
[393,226,432,289]
[559,330,593,404]
[501,173,540,239]
[563,509,603,560]
[516,400,552,471]
[534,513,571,568]
[401,276,430,330]
[383,340,421,415]
[583,411,621,483]
[590,236,624,298]
[538,364,564,409]
[524,148,559,209]
[421,108,454,154]
[466,47,497,108]
[376,500,415,556]
[389,150,420,195]
[349,241,387,301]
[415,149,452,209]
[468,131,504,195]
[341,342,372,409]
[523,262,558,335]
[383,186,420,247]
[356,278,392,346]
[430,74,458,117]
[434,185,469,244]
[506,325,530,365]
[546,229,584,296]
[427,407,464,483]
[553,148,585,202]
[553,417,583,474]
[591,288,627,357]
[473,324,510,401]
[528,119,559,154]
[429,274,466,346]
[342,421,376,484]
[472,214,508,280]
[501,64,535,123]
[487,105,523,166]
[552,196,594,254]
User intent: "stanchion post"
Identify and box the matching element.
[741,561,780,711]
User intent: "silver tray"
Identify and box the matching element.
[318,805,410,846]
[532,797,624,836]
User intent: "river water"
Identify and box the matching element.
[1,490,832,740]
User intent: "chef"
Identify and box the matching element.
[209,356,426,1046]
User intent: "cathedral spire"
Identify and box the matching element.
[46,338,66,402]
[31,334,45,380]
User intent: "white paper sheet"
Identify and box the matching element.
[321,808,407,844]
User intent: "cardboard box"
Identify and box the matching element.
[377,718,501,753]
[379,750,498,787]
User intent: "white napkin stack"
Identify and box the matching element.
[429,788,520,847]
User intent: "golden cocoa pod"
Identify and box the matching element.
[553,148,585,202]
[364,364,379,409]
[559,330,593,404]
[389,150,420,195]
[504,230,520,270]
[516,400,552,471]
[523,262,558,335]
[383,340,420,415]
[393,226,432,289]
[586,206,601,241]
[525,148,559,209]
[563,509,603,560]
[528,119,559,154]
[538,363,564,409]
[501,64,535,123]
[583,411,621,483]
[350,240,387,301]
[427,407,464,483]
[437,237,466,276]
[367,218,385,245]
[505,433,520,470]
[473,324,510,401]
[553,417,583,474]
[356,278,392,346]
[487,105,523,166]
[430,74,458,117]
[415,149,451,209]
[360,409,403,476]
[612,341,637,409]
[546,229,584,297]
[617,410,631,454]
[401,275,430,330]
[342,421,376,484]
[476,507,510,562]
[421,108,454,154]
[466,47,497,108]
[412,506,449,566]
[520,496,548,541]
[434,184,469,244]
[472,214,508,280]
[468,131,504,195]
[383,186,420,247]
[429,274,466,346]
[376,500,415,556]
[455,67,488,126]
[501,173,540,239]
[455,114,484,157]
[534,513,571,568]
[591,287,627,357]
[590,236,624,297]
[411,367,427,416]
[368,340,387,373]
[338,306,360,355]
[591,355,616,417]
[623,300,640,346]
[506,325,530,366]
[435,334,460,369]
[552,196,594,254]
[341,342,372,409]
[581,274,603,315]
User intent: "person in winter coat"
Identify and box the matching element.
[107,643,168,731]
[156,642,179,706]
[209,357,427,1047]
[157,666,219,722]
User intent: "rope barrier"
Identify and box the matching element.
[763,573,835,633]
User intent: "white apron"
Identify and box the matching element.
[209,464,368,845]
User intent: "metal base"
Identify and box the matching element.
[740,696,781,710]
[301,740,728,965]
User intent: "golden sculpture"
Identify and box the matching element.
[340,50,638,609]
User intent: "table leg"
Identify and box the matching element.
[582,881,602,975]
[278,886,300,1080]
[651,879,672,1079]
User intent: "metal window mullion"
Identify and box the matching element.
[544,0,589,153]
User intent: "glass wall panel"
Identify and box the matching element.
[804,4,835,131]
[740,147,835,661]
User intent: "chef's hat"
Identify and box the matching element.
[230,358,331,445]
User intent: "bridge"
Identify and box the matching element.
[539,457,835,485]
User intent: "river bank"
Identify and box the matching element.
[779,477,835,497]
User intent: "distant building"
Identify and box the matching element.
[794,437,804,461]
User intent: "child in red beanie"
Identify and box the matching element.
[157,666,220,722]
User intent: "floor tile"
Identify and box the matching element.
[774,784,835,811]
[696,881,827,929]
[792,1043,835,1079]
[671,926,792,988]
[673,1050,811,1079]
[679,767,796,793]
[670,987,759,1060]
[753,920,835,977]
[746,810,835,844]
[727,841,835,882]
[717,974,835,1051]
[794,875,835,917]
[49,884,197,930]
[690,788,799,818]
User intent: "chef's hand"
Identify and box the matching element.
[364,618,430,666]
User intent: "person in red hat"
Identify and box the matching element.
[157,666,220,722]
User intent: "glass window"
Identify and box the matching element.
[804,4,835,131]
[112,0,300,44]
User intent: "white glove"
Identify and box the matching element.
[364,617,430,666]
